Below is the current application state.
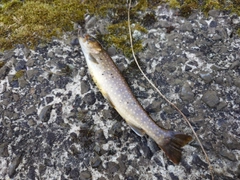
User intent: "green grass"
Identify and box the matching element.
[0,0,239,53]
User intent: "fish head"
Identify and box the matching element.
[78,34,102,54]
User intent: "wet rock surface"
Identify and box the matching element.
[0,5,240,180]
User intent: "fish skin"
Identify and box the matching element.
[79,33,192,164]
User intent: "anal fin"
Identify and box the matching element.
[128,123,145,137]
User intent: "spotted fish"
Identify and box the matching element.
[78,31,192,164]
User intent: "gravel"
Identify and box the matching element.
[0,4,240,180]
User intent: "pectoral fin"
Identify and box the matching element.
[128,123,145,137]
[89,53,99,64]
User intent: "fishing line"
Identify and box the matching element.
[127,0,214,179]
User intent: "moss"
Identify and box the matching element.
[202,0,221,15]
[0,0,153,55]
[237,28,240,36]
[141,13,157,27]
[1,0,239,53]
[168,0,180,8]
[166,0,240,18]
[132,0,148,11]
[179,4,192,18]
[13,70,25,80]
[0,61,6,69]
[0,0,86,50]
[148,0,162,9]
[102,21,147,58]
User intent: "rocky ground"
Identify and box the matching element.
[0,4,240,180]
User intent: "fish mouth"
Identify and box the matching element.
[77,27,90,42]
[78,27,102,52]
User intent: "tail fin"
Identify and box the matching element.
[159,132,192,164]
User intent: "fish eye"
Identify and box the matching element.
[87,36,96,42]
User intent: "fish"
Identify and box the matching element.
[78,30,192,164]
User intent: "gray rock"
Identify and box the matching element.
[113,175,120,180]
[79,68,87,76]
[27,166,36,179]
[39,105,53,122]
[180,83,194,102]
[70,168,79,179]
[209,20,217,28]
[110,122,123,136]
[216,101,228,111]
[102,109,113,119]
[185,65,192,71]
[233,78,240,88]
[39,164,46,176]
[157,20,170,28]
[82,92,96,105]
[141,145,153,159]
[3,49,15,60]
[28,119,37,126]
[169,172,179,180]
[8,154,22,178]
[107,46,117,56]
[107,162,120,174]
[90,156,102,168]
[208,10,220,17]
[93,145,101,154]
[219,46,228,53]
[47,51,54,58]
[236,165,240,179]
[215,76,223,84]
[202,91,219,107]
[18,77,28,88]
[38,55,44,62]
[81,80,90,94]
[4,110,19,120]
[24,106,36,116]
[15,60,26,71]
[212,34,222,41]
[26,69,39,80]
[70,37,79,46]
[146,101,161,113]
[179,21,193,32]
[230,60,240,69]
[26,58,35,67]
[220,149,237,161]
[117,156,127,174]
[0,142,9,157]
[166,64,176,73]
[192,154,208,168]
[13,93,20,101]
[0,65,10,80]
[86,16,98,29]
[187,11,198,20]
[79,170,91,180]
[46,132,56,146]
[199,71,213,83]
[54,48,63,55]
